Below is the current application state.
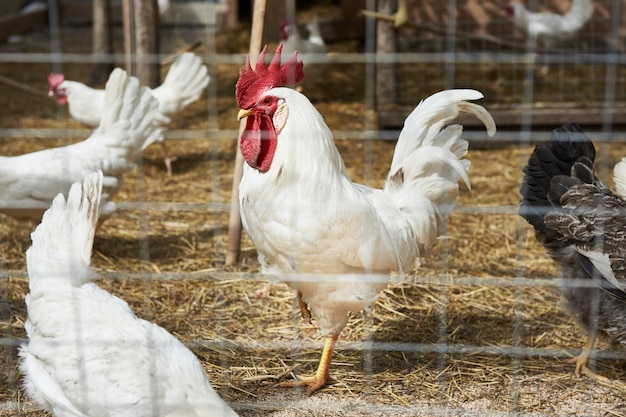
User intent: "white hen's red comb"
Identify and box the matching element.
[48,73,65,91]
[235,44,304,109]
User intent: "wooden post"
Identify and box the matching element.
[90,0,114,85]
[122,0,132,75]
[122,0,160,87]
[341,0,366,37]
[225,0,238,28]
[376,0,397,115]
[262,0,285,43]
[225,0,268,266]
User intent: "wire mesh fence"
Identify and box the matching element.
[1,0,626,416]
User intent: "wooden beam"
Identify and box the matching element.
[376,0,397,115]
[0,74,50,99]
[262,0,285,43]
[59,1,225,26]
[122,0,160,87]
[225,0,268,266]
[377,106,626,131]
[0,9,47,43]
[90,0,114,85]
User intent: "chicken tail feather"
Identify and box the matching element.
[389,89,495,177]
[385,89,494,220]
[520,122,596,250]
[89,68,161,172]
[26,171,102,288]
[152,52,210,120]
[381,90,494,253]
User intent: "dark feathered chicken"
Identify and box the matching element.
[520,122,626,381]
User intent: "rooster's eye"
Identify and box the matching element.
[263,97,272,104]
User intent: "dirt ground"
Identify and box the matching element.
[1,3,626,417]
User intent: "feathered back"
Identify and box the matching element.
[236,44,304,109]
[21,170,242,417]
[520,122,596,249]
[26,171,102,288]
[562,0,594,34]
[523,125,626,303]
[151,52,210,121]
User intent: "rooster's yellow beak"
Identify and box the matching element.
[237,109,253,121]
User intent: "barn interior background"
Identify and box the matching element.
[1,0,626,415]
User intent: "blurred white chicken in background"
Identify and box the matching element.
[279,15,325,90]
[280,15,325,55]
[48,52,210,176]
[235,45,496,394]
[20,171,239,417]
[504,0,594,50]
[158,0,170,16]
[612,158,626,199]
[0,68,160,222]
[504,0,593,74]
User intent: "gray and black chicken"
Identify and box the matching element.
[520,122,626,381]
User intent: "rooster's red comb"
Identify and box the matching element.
[235,44,304,109]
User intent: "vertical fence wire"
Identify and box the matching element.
[1,0,626,415]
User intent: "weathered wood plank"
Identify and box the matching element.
[378,106,626,130]
[0,10,47,43]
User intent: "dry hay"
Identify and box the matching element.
[1,8,626,417]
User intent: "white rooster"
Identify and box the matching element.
[235,45,496,394]
[504,0,594,49]
[0,68,160,222]
[20,171,239,417]
[48,52,210,176]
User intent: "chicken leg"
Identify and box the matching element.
[297,291,312,323]
[280,333,339,395]
[161,141,177,177]
[568,333,609,383]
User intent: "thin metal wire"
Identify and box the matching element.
[3,0,626,414]
[4,51,626,66]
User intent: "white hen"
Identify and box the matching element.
[0,68,160,222]
[505,0,594,49]
[19,171,239,417]
[48,52,210,176]
[235,46,496,394]
[279,16,325,89]
[613,158,626,199]
[280,16,325,55]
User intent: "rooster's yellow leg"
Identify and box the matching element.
[568,334,609,383]
[297,291,312,323]
[280,333,339,395]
